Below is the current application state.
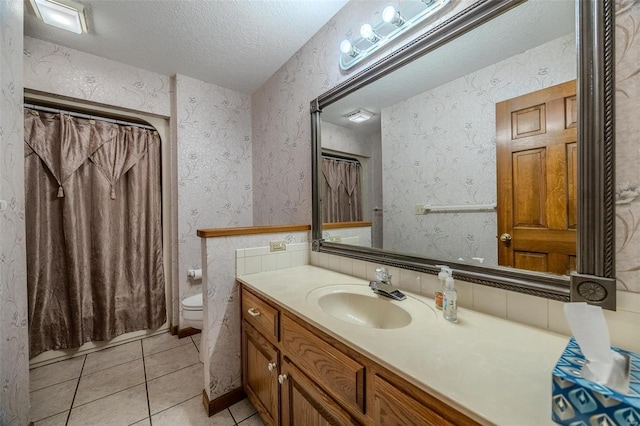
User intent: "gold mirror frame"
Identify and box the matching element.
[311,0,616,309]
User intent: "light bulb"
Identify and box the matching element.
[360,24,380,43]
[339,40,360,58]
[382,5,406,27]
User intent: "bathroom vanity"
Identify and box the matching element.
[238,265,569,425]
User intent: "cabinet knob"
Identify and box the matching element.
[500,233,512,242]
[267,362,277,372]
[247,307,261,317]
[278,374,288,384]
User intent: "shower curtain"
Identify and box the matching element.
[24,108,166,357]
[322,157,362,223]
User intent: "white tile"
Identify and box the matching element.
[365,262,378,281]
[261,254,277,272]
[617,290,640,314]
[142,332,191,356]
[74,358,145,407]
[236,257,245,276]
[229,398,258,423]
[152,395,234,426]
[328,254,341,272]
[318,252,330,269]
[386,266,400,286]
[603,308,640,352]
[287,242,306,252]
[244,256,261,274]
[29,379,77,422]
[352,259,366,279]
[398,269,421,294]
[420,273,440,298]
[30,355,85,391]
[291,250,309,267]
[455,280,474,309]
[34,411,68,426]
[310,250,319,266]
[144,343,200,380]
[147,363,203,415]
[276,252,291,270]
[547,300,571,336]
[130,418,151,426]
[239,413,266,426]
[236,249,245,258]
[67,384,148,426]
[83,341,142,375]
[245,247,269,257]
[339,257,353,275]
[473,286,507,318]
[506,292,548,330]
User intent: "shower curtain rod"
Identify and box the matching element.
[322,154,360,164]
[24,103,157,131]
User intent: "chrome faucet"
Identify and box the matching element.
[369,267,406,300]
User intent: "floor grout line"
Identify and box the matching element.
[65,354,87,426]
[141,339,153,425]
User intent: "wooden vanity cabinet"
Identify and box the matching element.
[242,320,279,426]
[240,284,482,426]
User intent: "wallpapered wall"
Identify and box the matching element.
[381,33,576,265]
[0,2,29,424]
[253,0,640,292]
[173,74,253,328]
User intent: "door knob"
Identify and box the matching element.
[278,374,288,384]
[267,362,276,372]
[500,233,512,242]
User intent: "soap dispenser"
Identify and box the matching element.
[442,270,458,323]
[435,265,450,310]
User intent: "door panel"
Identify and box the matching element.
[496,80,577,275]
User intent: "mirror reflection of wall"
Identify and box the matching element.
[382,31,577,266]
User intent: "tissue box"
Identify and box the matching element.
[552,337,640,425]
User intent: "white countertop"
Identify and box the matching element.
[237,265,568,425]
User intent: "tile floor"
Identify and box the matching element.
[30,332,264,426]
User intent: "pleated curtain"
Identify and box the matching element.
[322,157,363,223]
[24,109,166,357]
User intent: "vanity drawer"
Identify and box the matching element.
[242,288,279,341]
[281,314,365,415]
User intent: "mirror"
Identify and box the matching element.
[312,0,617,309]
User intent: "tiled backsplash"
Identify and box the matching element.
[310,251,640,353]
[237,242,310,276]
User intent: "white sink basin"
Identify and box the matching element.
[306,284,432,329]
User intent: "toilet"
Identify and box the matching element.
[181,293,203,330]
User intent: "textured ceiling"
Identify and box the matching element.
[23,0,349,94]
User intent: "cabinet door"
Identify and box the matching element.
[373,375,455,426]
[242,320,279,426]
[280,357,360,426]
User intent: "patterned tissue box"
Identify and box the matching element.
[552,337,640,425]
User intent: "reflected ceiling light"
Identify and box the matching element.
[339,40,360,58]
[346,109,374,123]
[29,0,88,34]
[382,6,406,27]
[360,24,381,44]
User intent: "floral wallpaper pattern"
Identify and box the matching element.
[174,74,253,328]
[23,37,170,116]
[615,0,640,291]
[0,1,29,424]
[381,34,576,265]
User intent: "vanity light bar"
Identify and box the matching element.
[339,0,450,71]
[423,203,496,212]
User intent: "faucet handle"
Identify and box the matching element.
[375,266,391,284]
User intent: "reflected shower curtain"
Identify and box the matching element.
[24,109,166,357]
[322,157,362,222]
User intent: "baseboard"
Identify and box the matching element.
[202,387,246,417]
[177,327,201,339]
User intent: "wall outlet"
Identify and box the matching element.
[415,204,426,215]
[327,235,342,243]
[270,240,286,252]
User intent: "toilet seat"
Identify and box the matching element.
[182,293,203,311]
